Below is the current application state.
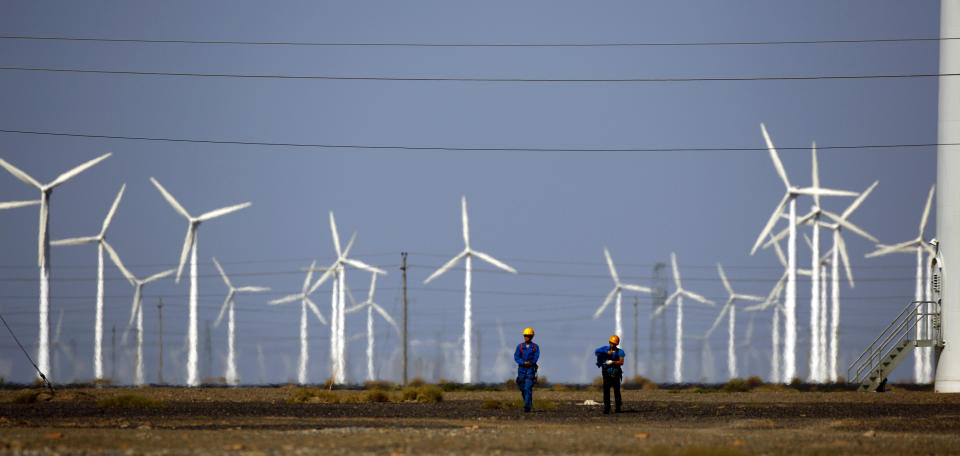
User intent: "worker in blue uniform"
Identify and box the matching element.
[595,335,625,414]
[514,327,539,412]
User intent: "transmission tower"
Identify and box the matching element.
[650,262,669,382]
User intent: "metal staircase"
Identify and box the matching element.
[848,300,943,392]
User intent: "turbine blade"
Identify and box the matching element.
[622,283,654,294]
[367,273,378,302]
[920,184,935,237]
[306,298,328,325]
[303,260,317,293]
[670,252,681,288]
[736,294,766,303]
[472,250,517,274]
[841,180,879,220]
[342,232,357,258]
[309,263,337,293]
[461,195,470,247]
[836,234,854,288]
[708,301,733,336]
[37,199,48,266]
[767,233,788,268]
[344,282,358,307]
[717,263,733,296]
[760,123,790,189]
[197,202,251,222]
[423,251,467,284]
[593,288,618,319]
[345,302,367,314]
[683,290,715,306]
[0,158,41,188]
[50,236,99,246]
[373,303,401,335]
[269,294,302,305]
[803,233,813,251]
[236,286,269,293]
[53,309,64,342]
[652,291,680,317]
[100,184,125,235]
[214,293,233,328]
[48,153,111,188]
[143,269,175,284]
[150,177,191,219]
[823,211,878,243]
[761,226,790,250]
[174,226,194,283]
[604,248,620,285]
[329,211,342,257]
[102,241,135,285]
[343,258,388,275]
[212,257,232,289]
[751,193,790,255]
[129,286,142,327]
[794,187,859,198]
[0,200,39,210]
[865,239,917,258]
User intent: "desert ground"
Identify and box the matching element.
[1,383,959,455]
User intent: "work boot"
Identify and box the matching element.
[603,408,610,415]
[524,408,531,413]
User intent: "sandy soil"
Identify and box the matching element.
[1,386,959,455]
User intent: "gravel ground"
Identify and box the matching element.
[0,387,958,455]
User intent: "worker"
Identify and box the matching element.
[595,335,624,414]
[514,327,539,413]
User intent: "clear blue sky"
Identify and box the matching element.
[0,1,941,384]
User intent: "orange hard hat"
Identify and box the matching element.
[609,335,620,345]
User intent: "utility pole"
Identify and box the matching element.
[110,325,116,381]
[157,297,164,385]
[401,252,408,386]
[633,296,639,379]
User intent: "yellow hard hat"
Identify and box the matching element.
[609,335,620,345]
[523,327,535,336]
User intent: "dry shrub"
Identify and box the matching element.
[642,381,660,391]
[592,376,604,387]
[407,377,425,387]
[746,376,764,388]
[201,377,226,385]
[721,378,750,393]
[93,378,113,386]
[630,375,659,390]
[362,389,391,402]
[401,385,443,403]
[288,389,339,403]
[481,399,505,409]
[12,390,40,404]
[97,394,164,409]
[550,383,570,391]
[789,377,803,387]
[340,393,363,403]
[534,399,557,409]
[363,380,396,391]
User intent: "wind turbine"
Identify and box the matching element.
[212,257,269,386]
[149,177,251,386]
[652,252,715,383]
[866,184,936,383]
[269,261,328,385]
[345,272,400,382]
[593,248,654,337]
[423,196,518,383]
[312,212,386,384]
[0,153,111,379]
[708,264,764,379]
[749,125,856,383]
[109,246,174,386]
[50,184,126,381]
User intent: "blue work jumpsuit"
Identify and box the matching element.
[514,341,539,411]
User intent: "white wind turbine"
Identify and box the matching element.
[749,124,857,383]
[652,252,715,383]
[593,248,654,337]
[149,177,251,387]
[345,272,400,382]
[423,196,518,383]
[866,185,936,383]
[213,258,269,386]
[312,212,386,384]
[708,264,764,379]
[109,247,174,386]
[0,153,111,379]
[50,184,127,381]
[269,261,328,385]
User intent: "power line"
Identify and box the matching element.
[0,128,952,153]
[0,35,955,47]
[0,66,954,82]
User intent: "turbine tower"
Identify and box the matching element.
[0,153,111,379]
[269,261,328,385]
[593,248,653,337]
[345,272,400,381]
[149,177,251,386]
[750,125,856,383]
[866,185,936,383]
[213,257,269,386]
[708,264,764,379]
[109,246,174,387]
[423,196,518,384]
[652,252,715,383]
[313,212,386,384]
[50,184,126,381]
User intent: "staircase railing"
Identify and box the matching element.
[847,300,941,385]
